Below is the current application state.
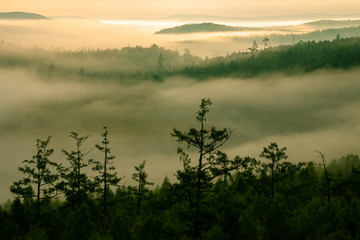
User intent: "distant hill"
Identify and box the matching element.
[175,37,360,79]
[303,19,360,28]
[158,13,360,22]
[0,12,48,20]
[156,22,255,34]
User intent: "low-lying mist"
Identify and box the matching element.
[1,18,360,58]
[1,67,360,202]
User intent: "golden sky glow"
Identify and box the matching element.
[2,0,360,18]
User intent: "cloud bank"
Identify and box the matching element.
[1,67,360,202]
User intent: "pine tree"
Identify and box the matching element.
[59,132,94,210]
[171,98,240,237]
[10,136,59,218]
[259,142,288,199]
[92,126,121,217]
[132,160,153,214]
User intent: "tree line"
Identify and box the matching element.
[1,98,360,239]
[175,36,360,80]
[1,36,360,83]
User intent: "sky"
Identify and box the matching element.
[2,0,360,18]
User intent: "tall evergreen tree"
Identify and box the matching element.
[59,132,94,210]
[132,160,153,214]
[10,136,59,218]
[171,98,241,237]
[316,151,332,206]
[92,126,121,217]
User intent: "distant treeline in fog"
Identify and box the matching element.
[176,36,360,79]
[155,22,255,34]
[1,36,360,82]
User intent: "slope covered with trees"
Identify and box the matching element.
[0,12,48,20]
[176,36,360,79]
[1,99,360,240]
[155,23,253,34]
[1,36,360,82]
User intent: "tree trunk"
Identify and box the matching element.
[103,146,107,216]
[271,163,274,199]
[194,119,204,238]
[137,180,141,214]
[37,176,41,218]
[77,146,81,206]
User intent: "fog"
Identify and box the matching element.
[1,66,360,202]
[2,18,360,60]
[1,17,360,202]
[0,18,318,57]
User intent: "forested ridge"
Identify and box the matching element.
[176,36,360,79]
[1,99,360,240]
[155,23,253,34]
[1,36,360,82]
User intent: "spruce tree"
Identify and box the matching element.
[10,136,59,218]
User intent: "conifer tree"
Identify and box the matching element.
[171,98,241,237]
[132,160,153,214]
[10,136,59,218]
[259,142,288,199]
[92,126,121,216]
[59,132,94,210]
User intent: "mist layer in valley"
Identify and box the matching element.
[1,16,360,57]
[1,14,360,202]
[1,65,360,202]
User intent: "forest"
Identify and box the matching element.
[155,23,252,34]
[1,36,360,82]
[1,34,360,239]
[1,97,360,240]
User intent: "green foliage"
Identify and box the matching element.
[0,43,202,82]
[92,126,121,217]
[155,22,249,34]
[178,37,360,79]
[10,137,58,199]
[10,137,59,218]
[2,36,360,83]
[248,41,259,53]
[132,160,153,214]
[59,132,95,209]
[4,99,360,239]
[25,225,49,240]
[259,142,288,198]
[172,98,244,237]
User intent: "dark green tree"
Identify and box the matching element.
[59,132,94,210]
[259,142,288,199]
[248,41,259,53]
[92,126,121,217]
[263,37,270,49]
[132,160,153,214]
[10,136,59,218]
[315,151,332,206]
[158,52,164,73]
[171,98,240,237]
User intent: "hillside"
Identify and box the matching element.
[155,22,254,34]
[1,37,360,81]
[159,13,360,22]
[155,19,360,35]
[303,19,360,29]
[175,37,360,79]
[0,11,48,20]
